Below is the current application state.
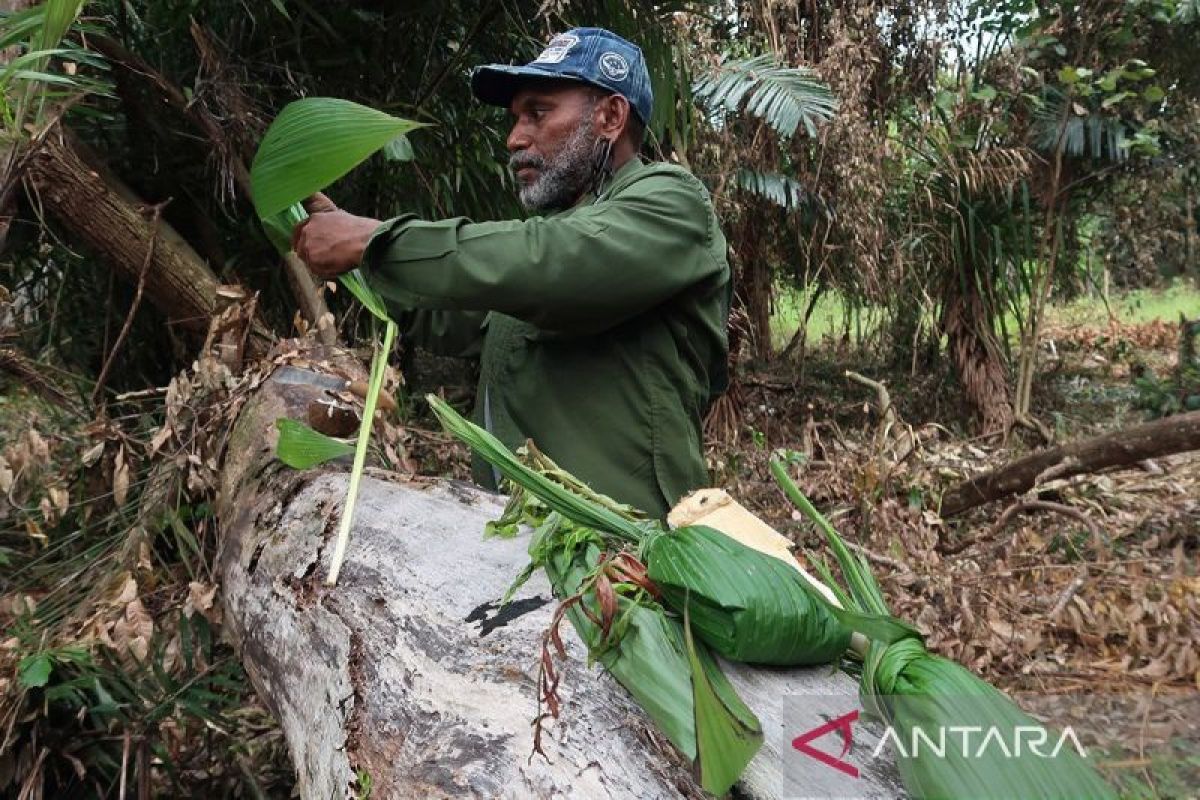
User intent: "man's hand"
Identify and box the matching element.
[292,192,383,278]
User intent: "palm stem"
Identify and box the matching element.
[326,319,397,585]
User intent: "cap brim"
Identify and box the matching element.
[470,64,593,109]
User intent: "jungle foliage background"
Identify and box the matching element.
[1,0,1198,797]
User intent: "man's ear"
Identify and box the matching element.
[595,93,630,140]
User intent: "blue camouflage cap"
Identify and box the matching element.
[471,27,653,125]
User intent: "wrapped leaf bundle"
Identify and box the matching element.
[864,639,1115,800]
[771,460,1117,800]
[642,525,850,665]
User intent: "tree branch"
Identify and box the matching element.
[941,410,1200,516]
[88,32,335,345]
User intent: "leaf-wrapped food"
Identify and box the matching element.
[644,525,852,665]
[771,460,1117,800]
[863,638,1116,800]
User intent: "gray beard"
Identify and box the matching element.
[511,118,598,213]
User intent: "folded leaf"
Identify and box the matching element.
[647,525,853,665]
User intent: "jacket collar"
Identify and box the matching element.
[553,157,646,216]
[599,156,645,200]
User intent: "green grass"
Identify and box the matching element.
[770,289,872,349]
[770,281,1200,351]
[1053,282,1200,327]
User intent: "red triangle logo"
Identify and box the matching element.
[791,709,860,778]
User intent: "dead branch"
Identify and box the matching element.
[1014,412,1055,445]
[845,540,910,572]
[988,499,1098,541]
[0,348,73,406]
[845,370,894,429]
[941,410,1200,516]
[845,369,920,467]
[939,498,1097,556]
[27,125,272,351]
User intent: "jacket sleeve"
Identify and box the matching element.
[359,171,721,336]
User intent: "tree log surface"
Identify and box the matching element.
[216,371,903,799]
[941,410,1200,516]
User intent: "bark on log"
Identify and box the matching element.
[26,126,270,347]
[941,409,1200,517]
[216,365,904,799]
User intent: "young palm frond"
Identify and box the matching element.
[693,54,837,139]
[735,168,809,210]
[1034,89,1130,161]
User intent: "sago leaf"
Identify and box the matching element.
[275,418,355,469]
[261,202,307,255]
[33,0,84,53]
[339,268,390,321]
[683,604,763,796]
[250,97,424,217]
[326,319,398,585]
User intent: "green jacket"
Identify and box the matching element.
[361,158,731,518]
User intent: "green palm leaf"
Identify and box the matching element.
[1034,90,1129,162]
[426,394,648,544]
[250,97,424,217]
[536,517,764,795]
[35,0,84,53]
[0,0,93,117]
[683,604,764,796]
[693,54,837,139]
[252,98,419,583]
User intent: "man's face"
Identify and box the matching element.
[507,83,600,213]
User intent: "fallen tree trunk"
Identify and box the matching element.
[215,362,903,799]
[941,409,1200,517]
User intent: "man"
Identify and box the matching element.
[293,27,731,519]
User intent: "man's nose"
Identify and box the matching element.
[507,122,531,153]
